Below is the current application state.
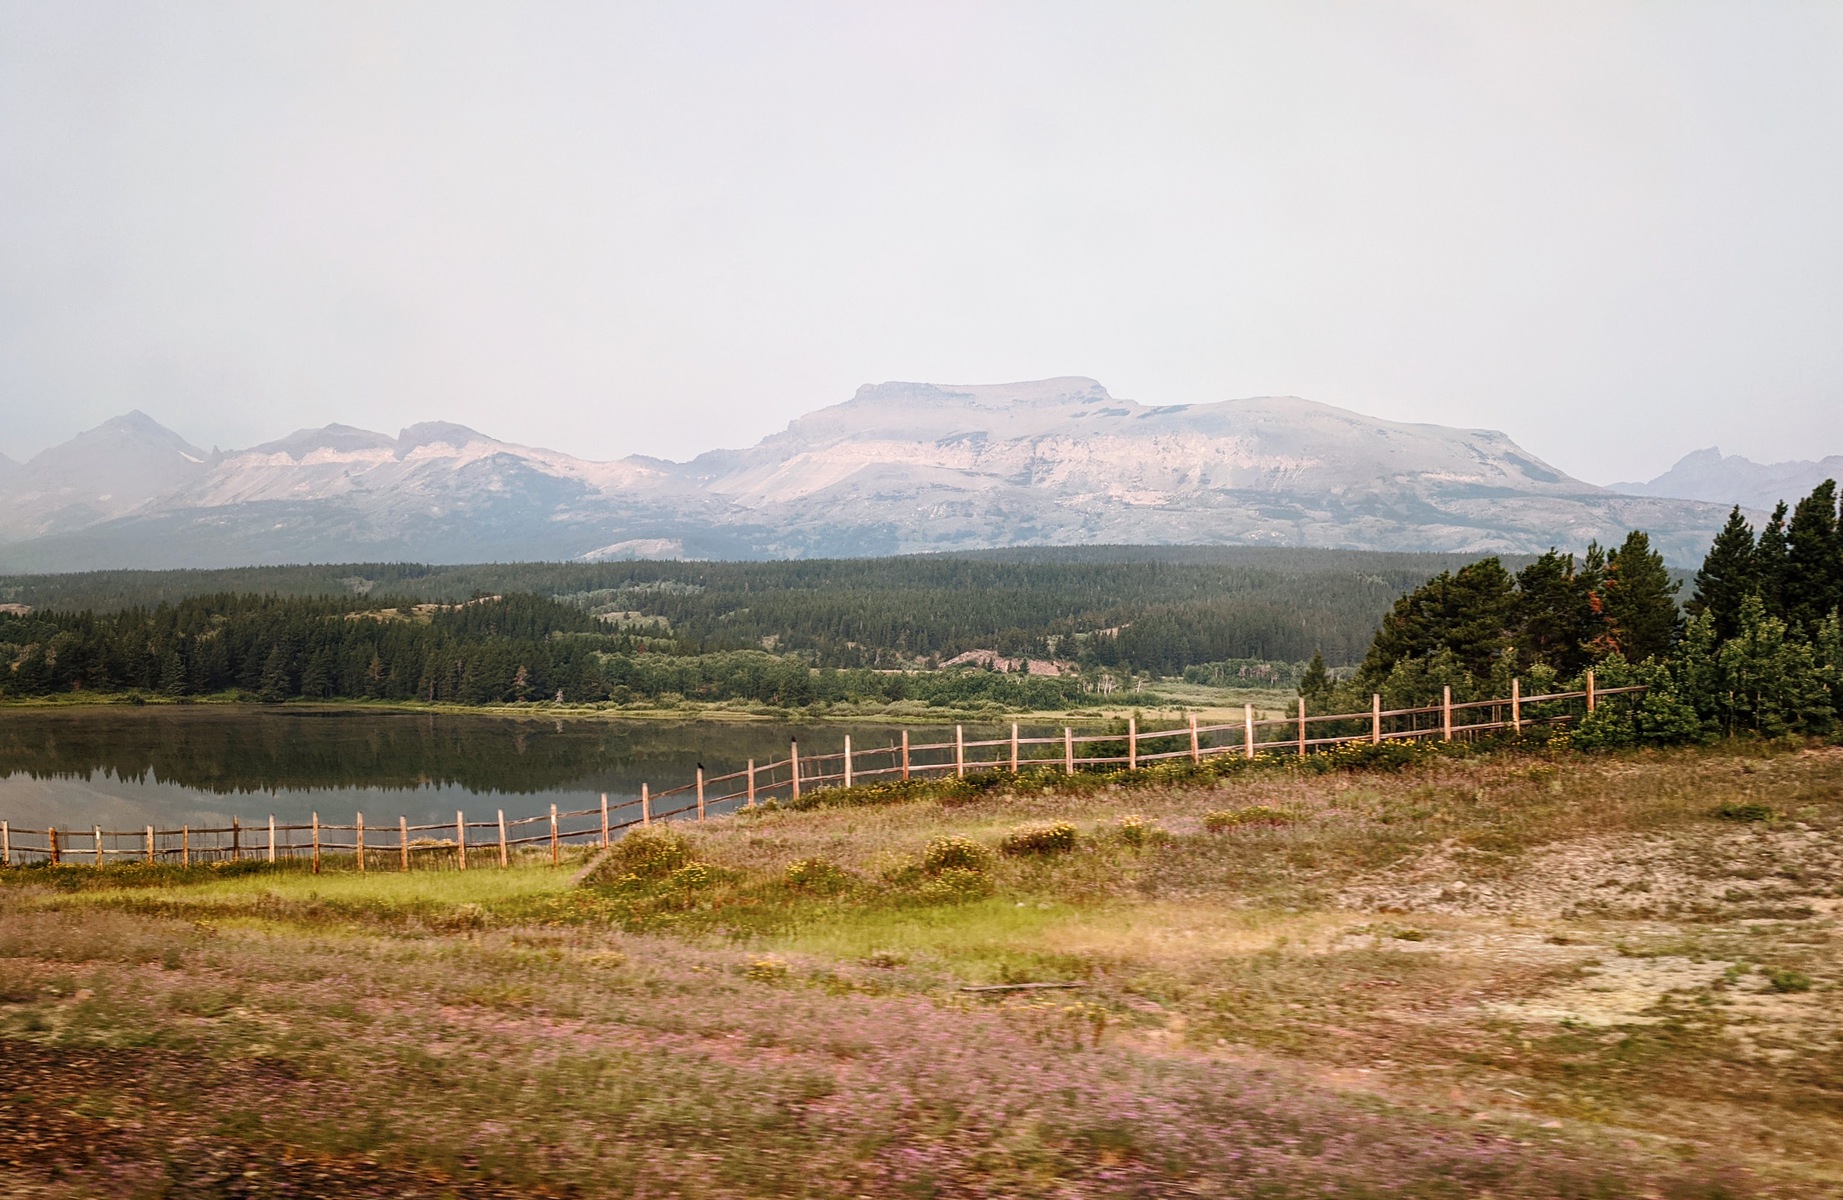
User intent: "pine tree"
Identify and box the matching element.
[1756,501,1790,617]
[1783,480,1842,633]
[1689,506,1758,641]
[1599,530,1679,663]
[1299,649,1329,701]
[1513,549,1597,674]
[257,643,293,703]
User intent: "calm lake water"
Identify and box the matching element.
[0,707,1059,832]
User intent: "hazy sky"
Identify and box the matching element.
[2,2,1840,483]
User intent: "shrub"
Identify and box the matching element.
[1118,815,1151,846]
[668,862,716,890]
[999,822,1079,858]
[1766,967,1813,993]
[1714,802,1776,823]
[784,857,853,893]
[921,836,992,875]
[1203,805,1296,831]
[601,827,694,881]
[917,866,991,903]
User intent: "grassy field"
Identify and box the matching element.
[3,740,1841,1197]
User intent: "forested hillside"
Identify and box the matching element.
[0,547,1511,672]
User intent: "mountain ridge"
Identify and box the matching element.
[0,379,1748,569]
[1612,447,1843,513]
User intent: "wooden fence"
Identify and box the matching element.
[0,673,1635,871]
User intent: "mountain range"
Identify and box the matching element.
[1612,447,1843,514]
[0,377,1752,570]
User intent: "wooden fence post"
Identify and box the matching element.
[1128,715,1137,770]
[549,804,559,866]
[1010,723,1020,774]
[355,813,365,873]
[1297,698,1306,758]
[268,814,276,864]
[747,759,757,806]
[2,821,8,866]
[145,825,154,865]
[179,825,187,868]
[641,783,651,825]
[1442,687,1452,742]
[901,731,910,781]
[790,741,801,799]
[697,767,707,818]
[1511,677,1521,732]
[1244,704,1255,759]
[94,824,104,866]
[843,737,853,789]
[600,794,610,847]
[50,826,60,866]
[1371,694,1381,744]
[1189,713,1200,764]
[1585,669,1596,713]
[456,810,467,871]
[311,813,320,874]
[400,817,410,872]
[231,817,241,862]
[1064,727,1074,774]
[497,809,508,868]
[955,726,965,778]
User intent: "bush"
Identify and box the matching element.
[668,862,716,890]
[999,822,1079,857]
[604,827,694,881]
[916,866,992,903]
[1766,967,1812,993]
[1118,815,1151,846]
[1203,805,1296,831]
[784,857,853,893]
[921,835,992,875]
[1714,802,1776,823]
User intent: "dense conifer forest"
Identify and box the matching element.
[0,547,1512,708]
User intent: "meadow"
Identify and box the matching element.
[2,739,1840,1197]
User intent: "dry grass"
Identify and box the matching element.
[3,740,1842,1196]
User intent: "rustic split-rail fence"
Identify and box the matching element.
[0,674,1634,871]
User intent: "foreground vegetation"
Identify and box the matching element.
[4,739,1841,1196]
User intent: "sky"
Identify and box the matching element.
[2,1,1840,485]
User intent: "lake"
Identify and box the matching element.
[0,706,1080,836]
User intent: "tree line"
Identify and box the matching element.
[0,591,1085,711]
[1310,483,1843,743]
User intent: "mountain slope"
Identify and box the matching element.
[676,379,1737,562]
[0,379,1744,569]
[0,411,208,541]
[1612,447,1843,513]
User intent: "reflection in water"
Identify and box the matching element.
[0,708,1015,830]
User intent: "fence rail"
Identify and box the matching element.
[0,674,1635,871]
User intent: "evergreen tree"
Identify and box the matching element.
[1783,480,1842,633]
[1298,649,1329,702]
[1756,502,1790,616]
[1689,506,1757,641]
[257,643,293,703]
[1598,531,1679,662]
[1360,558,1517,686]
[1513,550,1597,674]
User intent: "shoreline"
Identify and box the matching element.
[0,690,1297,725]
